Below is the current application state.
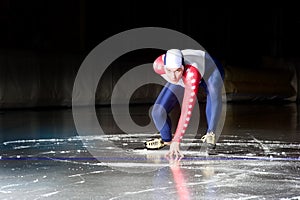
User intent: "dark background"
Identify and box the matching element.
[1,1,300,108]
[1,2,299,62]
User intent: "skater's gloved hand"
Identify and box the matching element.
[166,141,184,160]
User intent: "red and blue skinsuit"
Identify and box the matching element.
[151,49,224,143]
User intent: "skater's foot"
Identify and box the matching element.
[144,138,166,150]
[200,131,216,149]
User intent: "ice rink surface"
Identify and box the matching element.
[0,103,299,199]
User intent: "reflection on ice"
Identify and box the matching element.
[1,133,299,166]
[0,133,299,199]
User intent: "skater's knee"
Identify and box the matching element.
[151,104,167,121]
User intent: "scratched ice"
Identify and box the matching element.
[0,104,299,199]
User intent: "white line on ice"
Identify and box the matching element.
[40,191,60,197]
[249,134,271,155]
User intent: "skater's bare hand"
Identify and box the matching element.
[166,141,184,160]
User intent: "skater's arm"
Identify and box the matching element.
[153,55,166,75]
[172,66,201,142]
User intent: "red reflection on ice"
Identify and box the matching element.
[169,158,190,200]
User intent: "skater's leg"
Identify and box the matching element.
[203,54,224,133]
[200,54,225,148]
[206,66,224,133]
[152,82,184,142]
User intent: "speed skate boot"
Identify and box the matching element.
[200,131,216,149]
[144,138,166,150]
